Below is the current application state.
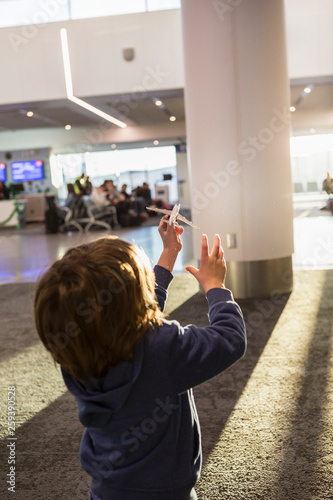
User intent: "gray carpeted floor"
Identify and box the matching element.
[0,270,332,499]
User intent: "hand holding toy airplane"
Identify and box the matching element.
[146,203,199,230]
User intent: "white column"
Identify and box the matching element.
[176,146,191,209]
[181,0,294,298]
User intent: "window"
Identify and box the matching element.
[0,0,180,28]
[54,146,179,204]
[147,0,181,11]
[70,0,145,20]
[0,0,69,29]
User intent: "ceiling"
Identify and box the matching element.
[0,89,186,132]
[0,83,332,134]
[290,83,333,111]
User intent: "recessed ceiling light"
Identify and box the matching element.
[153,140,159,145]
[27,111,34,117]
[289,106,296,112]
[111,143,117,149]
[169,116,176,122]
[304,87,312,94]
[65,124,71,130]
[155,100,162,106]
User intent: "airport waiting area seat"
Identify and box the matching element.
[58,206,84,233]
[59,196,118,234]
[79,196,118,233]
[293,182,304,193]
[306,181,319,192]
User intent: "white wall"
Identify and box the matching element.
[285,0,333,80]
[0,9,184,105]
[1,3,333,159]
[1,3,332,108]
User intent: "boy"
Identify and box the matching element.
[34,218,246,500]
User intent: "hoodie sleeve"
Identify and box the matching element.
[155,287,246,395]
[153,265,173,312]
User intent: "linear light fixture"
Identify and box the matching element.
[60,28,126,129]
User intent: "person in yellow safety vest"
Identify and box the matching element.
[74,174,87,195]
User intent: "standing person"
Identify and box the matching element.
[34,221,246,500]
[322,172,333,196]
[0,180,10,200]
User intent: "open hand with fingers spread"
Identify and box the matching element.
[186,234,227,293]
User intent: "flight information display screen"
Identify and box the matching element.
[11,160,44,182]
[0,163,6,182]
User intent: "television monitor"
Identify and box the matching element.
[11,160,44,182]
[0,163,6,183]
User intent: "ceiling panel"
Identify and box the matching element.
[290,84,333,110]
[0,84,332,132]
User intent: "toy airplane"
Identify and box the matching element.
[146,203,200,230]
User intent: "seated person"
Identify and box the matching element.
[90,185,111,208]
[0,180,10,200]
[74,174,89,196]
[57,183,77,222]
[104,180,124,204]
[133,182,152,204]
[320,197,333,214]
[85,176,93,196]
[120,183,130,199]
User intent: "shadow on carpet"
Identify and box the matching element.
[1,271,333,499]
[168,291,291,467]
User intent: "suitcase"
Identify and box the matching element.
[118,212,141,228]
[45,196,59,234]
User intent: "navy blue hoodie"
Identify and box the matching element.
[62,265,246,500]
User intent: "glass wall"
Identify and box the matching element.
[70,0,145,21]
[51,145,178,204]
[290,134,333,193]
[0,0,69,29]
[0,0,181,29]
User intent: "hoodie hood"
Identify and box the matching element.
[61,343,144,428]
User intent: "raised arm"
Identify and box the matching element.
[163,233,246,393]
[154,217,184,311]
[157,216,183,272]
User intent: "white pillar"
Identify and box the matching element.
[176,145,191,209]
[181,0,294,298]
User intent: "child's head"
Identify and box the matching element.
[34,237,163,381]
